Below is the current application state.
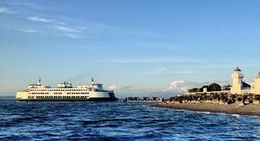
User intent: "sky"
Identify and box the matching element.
[1,0,260,98]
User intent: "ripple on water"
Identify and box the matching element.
[0,99,260,140]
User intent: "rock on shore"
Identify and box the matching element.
[153,103,260,116]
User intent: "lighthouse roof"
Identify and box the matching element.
[242,81,251,88]
[234,66,241,71]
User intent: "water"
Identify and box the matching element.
[1,98,260,141]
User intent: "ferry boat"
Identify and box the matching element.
[16,78,117,101]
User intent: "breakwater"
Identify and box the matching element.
[169,92,260,105]
[155,91,260,116]
[125,97,163,102]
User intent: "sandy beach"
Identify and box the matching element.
[153,103,260,116]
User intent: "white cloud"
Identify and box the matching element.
[108,85,118,90]
[109,57,203,64]
[54,25,81,33]
[63,33,82,39]
[164,80,231,94]
[165,80,202,94]
[25,15,85,38]
[130,69,197,75]
[0,7,8,13]
[28,16,53,23]
[167,80,187,92]
[0,6,14,14]
[108,85,134,91]
[132,41,180,50]
[7,2,53,11]
[20,29,40,33]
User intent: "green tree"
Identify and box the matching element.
[208,83,221,91]
[223,84,231,90]
[188,88,200,93]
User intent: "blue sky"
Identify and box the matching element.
[1,0,260,98]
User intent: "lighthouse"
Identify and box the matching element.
[231,67,244,94]
[231,67,251,94]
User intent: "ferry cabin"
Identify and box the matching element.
[27,87,91,100]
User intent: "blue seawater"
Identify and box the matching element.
[1,98,260,141]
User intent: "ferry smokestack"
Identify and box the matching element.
[37,77,41,86]
[91,77,94,84]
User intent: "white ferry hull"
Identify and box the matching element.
[16,91,117,101]
[16,97,117,101]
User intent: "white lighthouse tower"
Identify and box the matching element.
[231,67,244,94]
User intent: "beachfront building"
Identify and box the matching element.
[251,72,260,94]
[230,67,251,94]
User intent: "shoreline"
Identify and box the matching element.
[153,102,260,116]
